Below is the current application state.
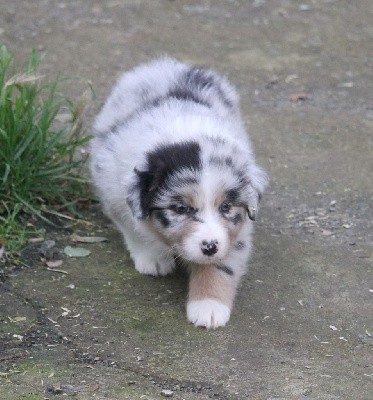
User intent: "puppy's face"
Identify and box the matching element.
[127,139,265,264]
[148,183,247,264]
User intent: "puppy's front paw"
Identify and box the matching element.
[187,299,231,329]
[133,253,175,276]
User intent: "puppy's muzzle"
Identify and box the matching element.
[201,240,218,256]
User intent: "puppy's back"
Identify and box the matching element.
[94,57,240,135]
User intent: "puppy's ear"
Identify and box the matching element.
[246,189,259,221]
[126,171,144,219]
[126,168,153,219]
[245,165,267,221]
[126,165,164,219]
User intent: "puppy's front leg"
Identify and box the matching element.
[187,264,238,329]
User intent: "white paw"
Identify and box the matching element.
[187,299,231,329]
[133,254,175,276]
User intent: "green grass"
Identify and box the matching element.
[0,45,91,261]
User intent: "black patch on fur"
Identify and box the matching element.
[209,156,234,169]
[173,176,199,188]
[155,210,171,228]
[185,67,234,109]
[234,241,245,250]
[136,141,202,216]
[167,88,210,107]
[164,67,216,107]
[186,68,215,90]
[226,188,241,203]
[216,264,234,276]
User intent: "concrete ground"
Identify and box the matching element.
[0,1,372,399]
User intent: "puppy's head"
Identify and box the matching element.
[127,139,266,264]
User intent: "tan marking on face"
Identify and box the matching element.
[221,207,246,244]
[148,212,196,249]
[184,191,198,209]
[214,189,226,208]
[188,264,238,308]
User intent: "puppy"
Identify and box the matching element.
[90,57,267,329]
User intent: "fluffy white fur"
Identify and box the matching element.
[90,57,267,328]
[187,299,231,329]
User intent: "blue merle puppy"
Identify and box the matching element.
[90,57,267,328]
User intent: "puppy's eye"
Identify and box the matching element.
[172,204,195,215]
[219,202,232,214]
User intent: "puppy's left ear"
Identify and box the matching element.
[246,191,260,221]
[246,165,267,221]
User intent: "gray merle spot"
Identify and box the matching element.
[230,213,243,225]
[234,241,245,250]
[155,210,171,228]
[216,264,234,276]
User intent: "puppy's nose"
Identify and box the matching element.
[201,240,218,256]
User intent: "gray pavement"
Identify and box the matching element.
[0,1,372,399]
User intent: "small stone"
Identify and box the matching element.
[338,81,354,88]
[299,4,311,11]
[161,389,174,397]
[63,246,91,258]
[329,325,338,331]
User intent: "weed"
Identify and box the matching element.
[0,45,91,261]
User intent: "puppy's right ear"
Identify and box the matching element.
[126,168,147,219]
[126,178,143,219]
[126,167,157,219]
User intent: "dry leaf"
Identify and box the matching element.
[290,92,307,102]
[45,260,63,268]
